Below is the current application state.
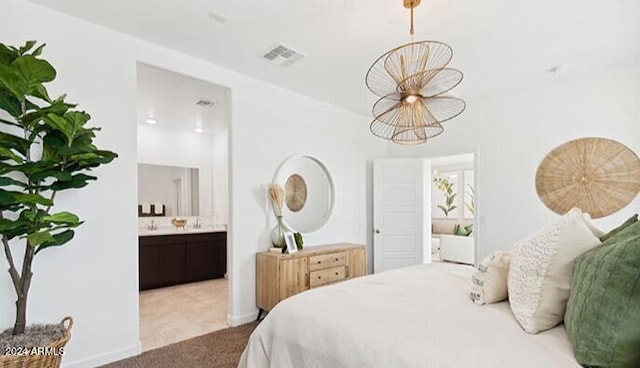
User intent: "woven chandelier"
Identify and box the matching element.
[366,0,466,145]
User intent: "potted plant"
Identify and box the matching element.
[0,41,117,367]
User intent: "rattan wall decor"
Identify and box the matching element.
[365,0,466,145]
[285,174,307,212]
[535,137,640,218]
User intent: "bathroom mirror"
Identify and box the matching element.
[138,163,214,217]
[273,155,335,234]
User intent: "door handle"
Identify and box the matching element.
[375,229,381,234]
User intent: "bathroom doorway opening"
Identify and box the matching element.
[136,62,231,351]
[428,153,477,265]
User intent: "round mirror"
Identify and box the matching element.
[273,155,335,234]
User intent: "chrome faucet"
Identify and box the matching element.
[147,219,157,231]
[193,217,202,229]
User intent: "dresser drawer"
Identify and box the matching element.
[309,252,346,271]
[310,266,347,288]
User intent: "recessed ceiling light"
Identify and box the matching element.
[195,127,204,133]
[145,118,157,125]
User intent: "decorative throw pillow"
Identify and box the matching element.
[455,224,471,236]
[565,221,640,368]
[507,208,601,333]
[470,251,511,305]
[433,222,456,235]
[599,213,638,242]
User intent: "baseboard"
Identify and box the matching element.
[63,341,141,368]
[228,311,257,326]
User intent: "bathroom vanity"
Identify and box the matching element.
[139,229,226,290]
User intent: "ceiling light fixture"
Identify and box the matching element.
[365,0,466,145]
[145,118,157,125]
[195,127,204,133]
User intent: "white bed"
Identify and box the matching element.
[239,262,580,368]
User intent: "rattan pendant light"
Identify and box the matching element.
[536,137,640,218]
[365,0,466,145]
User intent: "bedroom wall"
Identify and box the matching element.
[387,63,640,261]
[0,1,385,367]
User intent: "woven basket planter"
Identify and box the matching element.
[0,317,72,368]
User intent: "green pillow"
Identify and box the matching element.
[564,221,640,368]
[599,214,638,242]
[455,224,471,236]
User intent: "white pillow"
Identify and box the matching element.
[470,251,511,305]
[507,208,601,333]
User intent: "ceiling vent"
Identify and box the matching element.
[195,99,215,108]
[261,43,305,67]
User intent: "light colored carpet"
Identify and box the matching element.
[101,322,257,368]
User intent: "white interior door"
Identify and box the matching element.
[373,159,431,273]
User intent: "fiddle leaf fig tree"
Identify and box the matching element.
[0,41,117,335]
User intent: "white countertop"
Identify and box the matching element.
[138,225,227,237]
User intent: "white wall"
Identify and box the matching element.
[137,124,214,169]
[0,1,385,367]
[388,64,640,260]
[212,129,229,224]
[1,2,139,367]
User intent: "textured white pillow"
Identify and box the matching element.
[507,208,601,333]
[470,251,511,305]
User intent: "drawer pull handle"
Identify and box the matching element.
[317,261,321,264]
[335,272,339,275]
[317,276,321,279]
[335,258,339,261]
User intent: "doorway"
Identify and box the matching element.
[429,153,476,265]
[136,63,231,351]
[372,153,477,273]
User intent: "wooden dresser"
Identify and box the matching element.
[256,243,366,312]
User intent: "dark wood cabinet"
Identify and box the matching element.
[139,245,162,290]
[139,231,226,291]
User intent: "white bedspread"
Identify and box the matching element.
[238,263,579,368]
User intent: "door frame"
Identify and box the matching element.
[426,150,479,265]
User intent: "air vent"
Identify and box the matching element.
[261,43,305,67]
[195,99,215,108]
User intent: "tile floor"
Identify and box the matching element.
[139,278,229,351]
